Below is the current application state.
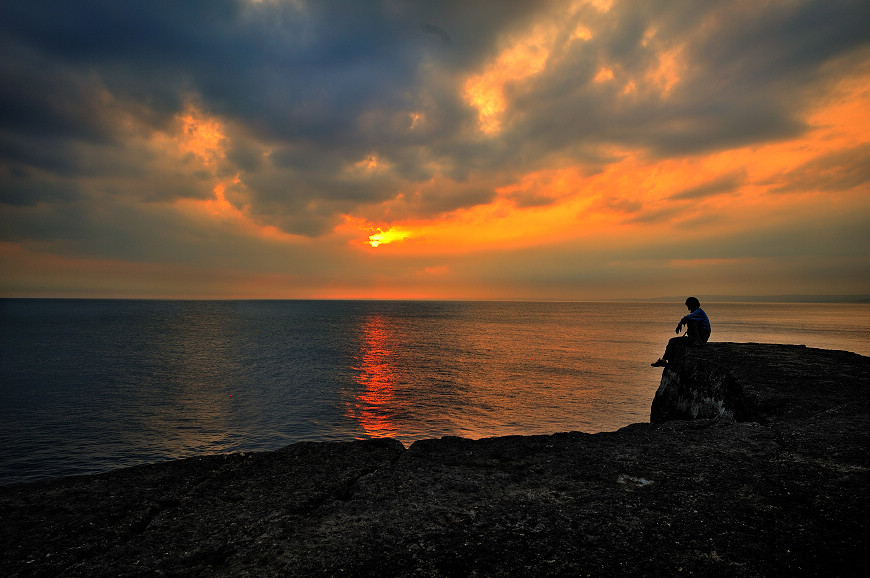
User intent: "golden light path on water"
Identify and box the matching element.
[347,315,401,439]
[343,306,606,444]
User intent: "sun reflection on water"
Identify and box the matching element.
[347,315,401,438]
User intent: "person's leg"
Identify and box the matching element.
[662,336,684,360]
[652,336,684,366]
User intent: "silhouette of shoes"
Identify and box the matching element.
[651,359,667,367]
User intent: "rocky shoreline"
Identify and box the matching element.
[2,343,868,576]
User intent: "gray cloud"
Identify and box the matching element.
[420,23,452,46]
[624,205,684,226]
[669,170,747,201]
[768,143,870,194]
[507,1,870,161]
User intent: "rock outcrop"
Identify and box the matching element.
[649,341,836,423]
[2,343,868,577]
[650,341,748,422]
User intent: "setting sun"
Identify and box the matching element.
[368,227,412,248]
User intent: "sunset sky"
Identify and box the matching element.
[2,0,869,300]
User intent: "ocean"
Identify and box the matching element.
[1,299,868,485]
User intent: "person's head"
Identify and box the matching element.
[685,296,701,311]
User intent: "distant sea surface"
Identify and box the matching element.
[2,299,868,485]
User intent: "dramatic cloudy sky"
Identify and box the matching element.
[2,0,869,299]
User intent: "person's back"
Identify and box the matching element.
[681,297,710,344]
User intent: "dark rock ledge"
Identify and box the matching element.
[2,343,868,577]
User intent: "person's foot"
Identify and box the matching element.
[651,359,667,367]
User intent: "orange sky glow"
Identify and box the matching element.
[1,1,868,300]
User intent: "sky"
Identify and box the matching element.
[1,0,869,300]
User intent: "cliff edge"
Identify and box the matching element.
[2,343,868,577]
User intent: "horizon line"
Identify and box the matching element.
[3,294,869,304]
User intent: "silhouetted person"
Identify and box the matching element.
[651,297,711,367]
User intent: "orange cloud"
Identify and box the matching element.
[176,108,226,166]
[162,105,306,244]
[463,21,554,135]
[338,55,870,264]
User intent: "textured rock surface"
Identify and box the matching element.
[2,344,868,577]
[650,341,746,422]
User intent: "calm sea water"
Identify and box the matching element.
[1,299,868,485]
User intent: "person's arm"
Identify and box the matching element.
[681,309,706,323]
[676,309,700,333]
[677,309,708,333]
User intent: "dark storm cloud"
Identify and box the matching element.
[1,0,869,244]
[0,45,116,144]
[0,165,83,206]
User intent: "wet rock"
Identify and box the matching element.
[1,344,868,577]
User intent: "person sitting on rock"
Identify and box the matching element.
[651,297,711,367]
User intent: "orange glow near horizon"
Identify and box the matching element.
[334,61,870,261]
